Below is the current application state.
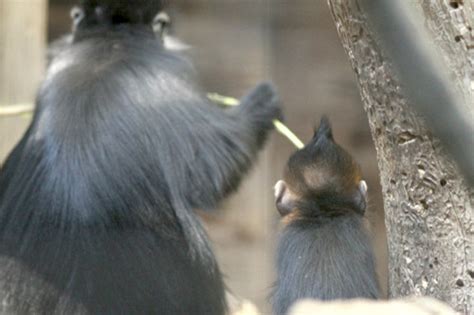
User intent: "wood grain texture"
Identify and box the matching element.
[0,0,46,160]
[327,0,473,313]
[419,0,473,103]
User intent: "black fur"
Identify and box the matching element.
[271,117,379,315]
[79,0,166,26]
[0,2,281,314]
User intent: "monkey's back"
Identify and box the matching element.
[271,215,379,315]
[0,28,228,314]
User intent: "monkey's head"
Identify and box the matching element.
[274,116,367,221]
[76,0,166,27]
[66,1,190,51]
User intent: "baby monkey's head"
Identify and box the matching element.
[274,116,367,220]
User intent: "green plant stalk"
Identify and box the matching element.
[1,94,306,150]
[207,93,304,149]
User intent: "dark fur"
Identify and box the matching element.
[271,117,379,315]
[79,0,166,25]
[0,2,281,314]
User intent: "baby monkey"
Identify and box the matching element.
[271,117,379,315]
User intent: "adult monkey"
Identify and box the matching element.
[0,1,281,314]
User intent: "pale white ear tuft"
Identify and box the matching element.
[163,35,191,51]
[359,180,368,198]
[274,180,286,200]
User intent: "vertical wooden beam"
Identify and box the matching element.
[0,0,47,160]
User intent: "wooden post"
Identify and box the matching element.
[0,0,47,160]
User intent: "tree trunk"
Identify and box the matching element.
[416,1,473,103]
[327,1,473,313]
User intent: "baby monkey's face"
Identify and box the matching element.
[274,117,367,219]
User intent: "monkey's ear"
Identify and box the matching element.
[274,180,297,217]
[358,180,368,199]
[152,11,171,37]
[70,6,85,29]
[312,115,334,142]
[353,180,368,214]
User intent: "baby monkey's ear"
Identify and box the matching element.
[352,180,368,214]
[274,180,298,217]
[359,180,368,199]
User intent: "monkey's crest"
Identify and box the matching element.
[276,116,367,219]
[312,115,333,141]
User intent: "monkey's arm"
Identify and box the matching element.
[166,82,281,211]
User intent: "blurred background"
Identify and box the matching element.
[1,0,387,312]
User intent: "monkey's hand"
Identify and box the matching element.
[239,82,283,130]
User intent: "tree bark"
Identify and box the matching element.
[416,0,473,103]
[327,1,473,313]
